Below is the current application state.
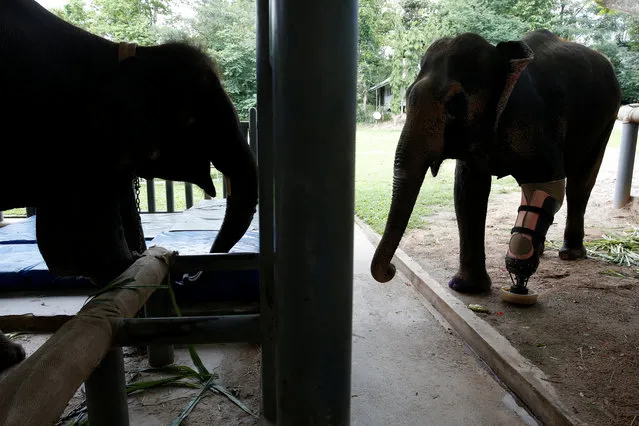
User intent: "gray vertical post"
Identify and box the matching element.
[272,0,357,423]
[26,207,36,217]
[256,0,277,421]
[144,290,175,368]
[249,107,258,155]
[165,180,175,212]
[0,211,3,223]
[185,182,194,209]
[85,347,129,426]
[146,178,156,213]
[613,122,638,208]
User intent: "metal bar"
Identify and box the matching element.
[146,178,156,213]
[112,314,261,346]
[0,211,3,222]
[172,252,259,273]
[185,182,194,209]
[26,206,36,217]
[257,0,277,421]
[240,120,250,140]
[165,180,175,212]
[249,107,258,155]
[85,347,129,426]
[144,289,175,368]
[272,0,356,422]
[613,122,638,208]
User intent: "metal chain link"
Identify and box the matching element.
[133,176,146,252]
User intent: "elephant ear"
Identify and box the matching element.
[493,40,534,131]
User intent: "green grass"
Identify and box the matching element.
[355,126,520,234]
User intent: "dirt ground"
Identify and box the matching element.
[400,141,639,425]
[28,339,262,425]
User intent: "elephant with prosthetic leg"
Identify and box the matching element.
[370,29,621,296]
[0,0,258,372]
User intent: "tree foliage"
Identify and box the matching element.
[380,0,639,113]
[188,0,257,116]
[49,0,639,120]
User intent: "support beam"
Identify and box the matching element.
[171,252,259,273]
[0,247,173,426]
[144,289,175,368]
[85,347,129,426]
[272,0,357,423]
[112,314,261,346]
[256,0,277,420]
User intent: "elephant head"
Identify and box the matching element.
[98,42,259,255]
[370,33,533,283]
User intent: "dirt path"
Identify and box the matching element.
[400,141,639,425]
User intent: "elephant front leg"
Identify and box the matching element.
[449,160,492,294]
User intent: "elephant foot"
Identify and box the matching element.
[559,244,586,261]
[0,333,26,373]
[448,272,492,294]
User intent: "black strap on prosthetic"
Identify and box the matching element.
[510,196,560,247]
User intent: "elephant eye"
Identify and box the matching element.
[445,92,467,120]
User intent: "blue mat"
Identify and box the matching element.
[0,216,260,302]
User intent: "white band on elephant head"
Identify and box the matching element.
[118,42,137,62]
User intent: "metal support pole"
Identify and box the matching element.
[257,0,277,421]
[146,178,156,212]
[143,290,175,368]
[85,347,129,426]
[613,122,638,208]
[165,180,175,212]
[26,206,36,217]
[272,0,357,423]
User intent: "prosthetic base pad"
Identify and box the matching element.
[500,286,538,305]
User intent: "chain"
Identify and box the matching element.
[133,176,146,253]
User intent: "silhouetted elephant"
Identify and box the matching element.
[0,0,258,372]
[370,30,621,294]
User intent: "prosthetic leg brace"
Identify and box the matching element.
[501,179,565,304]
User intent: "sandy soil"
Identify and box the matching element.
[400,142,639,425]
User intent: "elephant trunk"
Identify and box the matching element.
[370,121,433,283]
[210,126,259,253]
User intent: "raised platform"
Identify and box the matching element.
[0,200,260,303]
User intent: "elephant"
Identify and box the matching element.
[0,0,259,372]
[370,29,621,295]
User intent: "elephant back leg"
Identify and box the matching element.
[560,119,616,260]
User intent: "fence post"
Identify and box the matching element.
[249,108,258,155]
[165,180,174,212]
[185,183,194,209]
[146,178,156,213]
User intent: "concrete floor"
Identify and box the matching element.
[350,225,537,426]
[1,224,539,425]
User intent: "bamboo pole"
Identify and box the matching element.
[0,246,174,426]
